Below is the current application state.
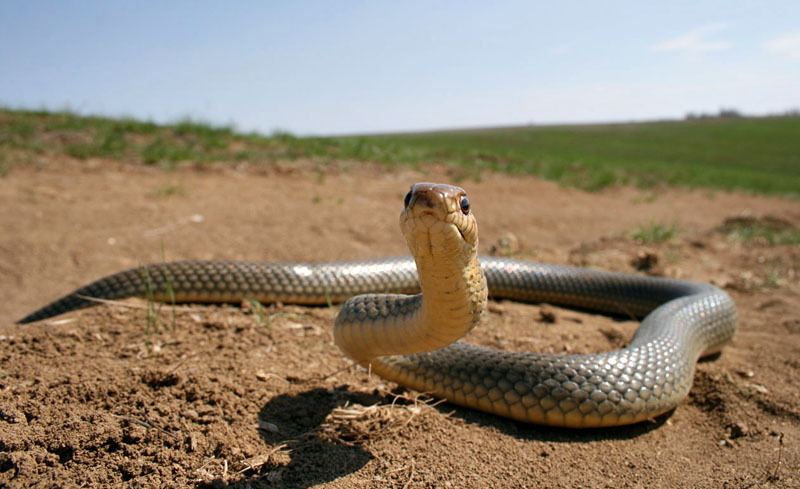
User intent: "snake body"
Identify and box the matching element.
[18,183,738,428]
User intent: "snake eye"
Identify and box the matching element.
[404,191,412,208]
[459,195,470,214]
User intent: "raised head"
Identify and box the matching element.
[399,182,478,267]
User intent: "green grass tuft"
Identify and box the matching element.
[246,299,267,327]
[150,184,186,198]
[632,222,680,244]
[720,217,800,245]
[138,263,177,342]
[66,124,128,159]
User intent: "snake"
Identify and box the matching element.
[18,182,738,428]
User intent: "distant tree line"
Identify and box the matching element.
[685,107,800,120]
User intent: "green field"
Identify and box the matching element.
[1,108,798,196]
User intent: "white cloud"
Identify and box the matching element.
[763,32,800,61]
[653,23,730,53]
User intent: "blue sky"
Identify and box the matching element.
[2,1,799,135]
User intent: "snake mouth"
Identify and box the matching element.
[455,224,468,242]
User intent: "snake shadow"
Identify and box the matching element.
[195,377,683,489]
[195,386,384,489]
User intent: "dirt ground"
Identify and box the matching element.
[1,158,798,489]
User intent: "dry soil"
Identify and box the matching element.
[0,159,798,488]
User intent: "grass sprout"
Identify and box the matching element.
[138,262,177,342]
[247,299,267,327]
[150,183,186,198]
[139,266,161,340]
[632,222,680,244]
[720,216,800,245]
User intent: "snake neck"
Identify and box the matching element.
[415,252,487,348]
[333,252,487,364]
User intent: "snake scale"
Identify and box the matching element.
[18,182,738,428]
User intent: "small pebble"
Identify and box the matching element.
[538,306,557,323]
[729,422,749,438]
[257,419,280,433]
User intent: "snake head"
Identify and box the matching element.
[400,182,479,266]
